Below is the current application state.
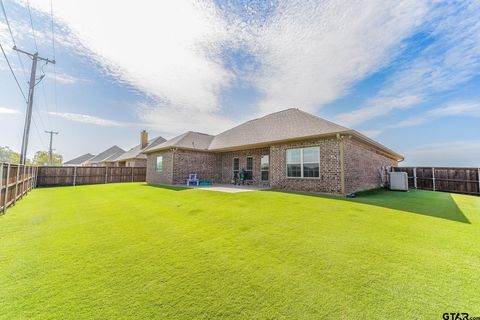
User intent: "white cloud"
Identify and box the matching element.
[429,102,480,117]
[48,112,126,127]
[401,140,480,167]
[22,0,232,112]
[137,104,236,136]
[336,1,480,126]
[389,101,480,128]
[16,0,480,138]
[336,95,423,126]
[0,107,21,114]
[251,0,429,115]
[45,72,85,85]
[21,0,432,129]
[359,129,382,139]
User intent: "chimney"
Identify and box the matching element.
[140,130,148,149]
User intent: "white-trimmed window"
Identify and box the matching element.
[156,156,163,172]
[245,157,253,180]
[286,147,320,178]
[233,158,239,178]
[261,155,269,181]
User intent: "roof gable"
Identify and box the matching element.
[143,132,214,153]
[208,108,349,150]
[89,145,125,162]
[115,136,167,161]
[63,153,95,165]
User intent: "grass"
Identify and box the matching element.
[0,183,479,319]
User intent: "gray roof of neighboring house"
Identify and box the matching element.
[63,153,95,165]
[208,108,350,150]
[143,108,403,160]
[143,131,214,153]
[88,145,125,163]
[115,136,166,162]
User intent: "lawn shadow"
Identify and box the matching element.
[141,183,191,191]
[266,188,470,224]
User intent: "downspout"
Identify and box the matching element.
[171,148,176,185]
[337,134,346,195]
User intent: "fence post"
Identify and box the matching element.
[0,164,3,213]
[3,164,11,214]
[105,167,108,184]
[21,165,26,197]
[478,168,480,196]
[413,167,417,189]
[28,166,32,191]
[131,167,134,182]
[14,165,20,204]
[26,166,30,192]
[73,166,77,186]
[432,167,436,191]
[33,166,37,188]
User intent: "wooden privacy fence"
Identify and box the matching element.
[393,167,480,196]
[36,166,146,187]
[0,163,37,214]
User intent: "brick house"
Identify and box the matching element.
[84,145,125,167]
[143,109,403,195]
[114,130,166,167]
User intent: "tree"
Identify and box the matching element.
[32,151,63,166]
[0,146,21,164]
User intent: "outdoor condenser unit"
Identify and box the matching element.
[389,172,409,191]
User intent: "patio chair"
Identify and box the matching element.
[187,174,199,186]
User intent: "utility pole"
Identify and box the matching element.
[13,46,55,165]
[45,130,58,166]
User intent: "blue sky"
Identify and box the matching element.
[0,0,479,166]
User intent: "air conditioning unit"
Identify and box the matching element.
[389,172,408,191]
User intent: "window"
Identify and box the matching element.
[233,158,239,178]
[156,156,163,172]
[245,157,253,180]
[261,155,269,181]
[286,147,320,178]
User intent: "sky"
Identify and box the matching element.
[0,0,479,166]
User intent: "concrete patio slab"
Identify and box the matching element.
[190,184,269,193]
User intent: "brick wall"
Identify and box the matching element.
[146,151,174,184]
[219,148,270,184]
[270,138,343,194]
[172,150,221,184]
[145,137,399,195]
[343,137,398,194]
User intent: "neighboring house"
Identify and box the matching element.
[143,108,404,195]
[63,153,95,166]
[114,130,166,167]
[85,145,125,167]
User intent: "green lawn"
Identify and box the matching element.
[1,183,479,319]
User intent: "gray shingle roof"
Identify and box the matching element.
[143,108,403,160]
[115,136,166,162]
[63,153,95,165]
[143,132,214,153]
[208,108,349,150]
[89,145,125,163]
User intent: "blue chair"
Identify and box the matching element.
[187,174,199,186]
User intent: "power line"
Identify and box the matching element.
[0,0,27,80]
[14,46,55,164]
[32,117,47,150]
[50,0,58,131]
[0,42,27,102]
[26,0,38,52]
